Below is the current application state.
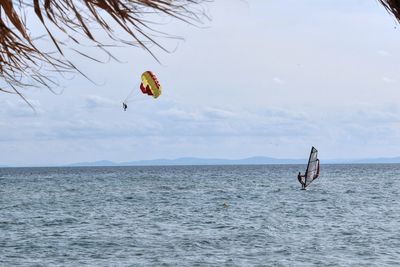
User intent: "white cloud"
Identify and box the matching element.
[272,77,284,85]
[162,107,203,121]
[202,107,235,120]
[378,50,390,56]
[382,77,396,83]
[84,95,118,109]
[1,99,43,117]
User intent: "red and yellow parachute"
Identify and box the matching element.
[123,71,162,109]
[139,71,162,99]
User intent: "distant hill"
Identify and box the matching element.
[120,157,306,166]
[66,156,400,167]
[304,157,400,164]
[346,157,400,164]
[68,157,306,167]
[68,160,117,167]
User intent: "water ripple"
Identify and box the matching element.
[0,164,400,266]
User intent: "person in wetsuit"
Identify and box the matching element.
[123,102,127,111]
[297,172,306,189]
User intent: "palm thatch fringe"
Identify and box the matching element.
[380,0,400,22]
[0,0,208,100]
[1,1,399,101]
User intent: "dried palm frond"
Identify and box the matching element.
[379,0,400,21]
[0,0,209,102]
[1,1,399,103]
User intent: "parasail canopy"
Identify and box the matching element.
[123,71,162,106]
[140,71,162,99]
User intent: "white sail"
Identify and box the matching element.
[304,146,320,187]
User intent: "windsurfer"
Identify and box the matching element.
[297,172,306,189]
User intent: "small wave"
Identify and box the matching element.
[65,188,76,192]
[158,185,173,190]
[309,198,327,202]
[43,217,78,226]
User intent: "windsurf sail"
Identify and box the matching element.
[304,146,320,188]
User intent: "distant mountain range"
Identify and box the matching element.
[333,157,400,164]
[66,156,400,167]
[68,157,305,167]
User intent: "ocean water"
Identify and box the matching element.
[0,164,399,266]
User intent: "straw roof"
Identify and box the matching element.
[0,0,207,104]
[380,0,400,22]
[0,1,399,104]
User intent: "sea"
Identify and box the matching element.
[0,164,399,266]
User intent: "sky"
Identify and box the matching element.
[2,0,400,166]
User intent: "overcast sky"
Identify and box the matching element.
[2,0,400,166]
